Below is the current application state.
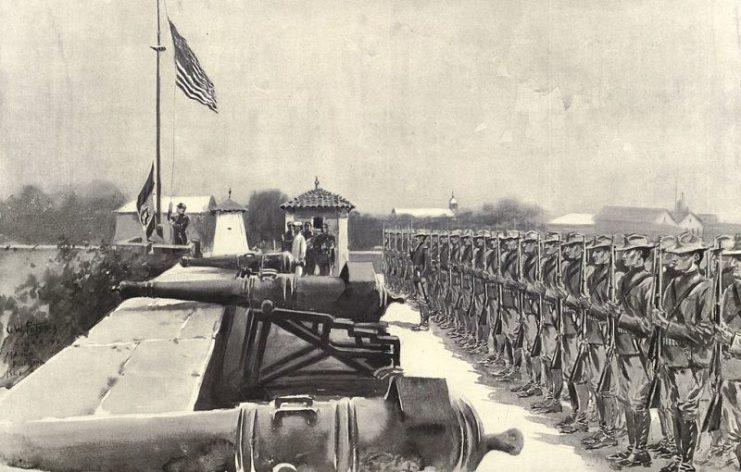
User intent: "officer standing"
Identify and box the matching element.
[492,231,522,383]
[303,222,316,275]
[290,222,307,276]
[652,232,714,472]
[314,223,336,276]
[411,229,431,331]
[169,202,190,245]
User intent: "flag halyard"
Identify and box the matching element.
[168,20,218,113]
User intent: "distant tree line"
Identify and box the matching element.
[0,182,126,245]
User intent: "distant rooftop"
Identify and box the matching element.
[595,206,672,224]
[281,177,355,211]
[115,195,216,213]
[392,208,455,218]
[548,213,595,226]
[213,190,246,212]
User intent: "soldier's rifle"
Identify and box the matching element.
[702,240,725,432]
[568,238,590,383]
[493,234,505,336]
[513,235,527,350]
[597,240,618,394]
[530,234,544,357]
[465,233,478,322]
[477,236,492,326]
[551,239,565,370]
[453,233,465,312]
[645,243,665,410]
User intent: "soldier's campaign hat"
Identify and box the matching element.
[617,233,655,251]
[587,235,613,250]
[715,234,735,251]
[291,221,303,227]
[461,229,474,239]
[666,231,708,255]
[439,230,449,238]
[414,229,428,236]
[450,229,462,238]
[500,230,521,240]
[657,235,678,252]
[543,232,561,244]
[561,232,587,247]
[721,235,741,256]
[486,231,502,240]
[474,229,489,239]
[523,230,540,242]
[177,202,186,209]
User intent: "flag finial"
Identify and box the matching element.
[228,187,232,199]
[315,176,320,190]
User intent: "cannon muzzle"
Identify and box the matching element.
[0,377,522,472]
[116,262,401,322]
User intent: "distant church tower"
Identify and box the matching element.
[449,191,458,214]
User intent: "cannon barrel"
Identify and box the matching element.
[0,377,522,472]
[181,251,294,274]
[117,262,403,322]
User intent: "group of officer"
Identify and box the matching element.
[383,228,741,471]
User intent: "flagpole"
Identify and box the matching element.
[152,0,166,238]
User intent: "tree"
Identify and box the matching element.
[348,213,385,250]
[245,189,290,248]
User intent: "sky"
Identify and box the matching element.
[1,0,740,219]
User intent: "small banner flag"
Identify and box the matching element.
[137,164,156,239]
[168,20,218,112]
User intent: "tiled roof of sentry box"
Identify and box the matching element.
[281,178,355,211]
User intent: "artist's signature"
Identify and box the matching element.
[5,321,56,336]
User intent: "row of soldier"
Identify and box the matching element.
[382,228,741,472]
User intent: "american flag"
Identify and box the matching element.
[168,20,218,113]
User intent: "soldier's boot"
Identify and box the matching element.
[613,410,652,466]
[582,429,604,446]
[559,412,589,434]
[676,420,699,472]
[608,410,636,462]
[510,381,533,393]
[586,429,619,450]
[537,397,564,414]
[518,383,543,398]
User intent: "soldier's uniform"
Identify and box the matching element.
[445,231,463,329]
[483,232,504,365]
[434,232,451,324]
[513,231,543,397]
[531,232,564,414]
[457,231,476,346]
[411,230,431,330]
[471,231,490,353]
[558,232,590,434]
[493,231,523,382]
[579,235,621,449]
[604,234,654,467]
[656,232,714,472]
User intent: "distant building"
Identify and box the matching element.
[546,213,595,235]
[594,206,678,239]
[548,193,741,239]
[113,195,217,248]
[390,191,458,221]
[212,190,249,255]
[281,178,355,275]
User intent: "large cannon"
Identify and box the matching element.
[181,251,295,275]
[0,377,522,472]
[117,262,402,323]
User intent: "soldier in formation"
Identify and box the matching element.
[383,227,741,470]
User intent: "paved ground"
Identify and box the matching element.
[382,301,738,472]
